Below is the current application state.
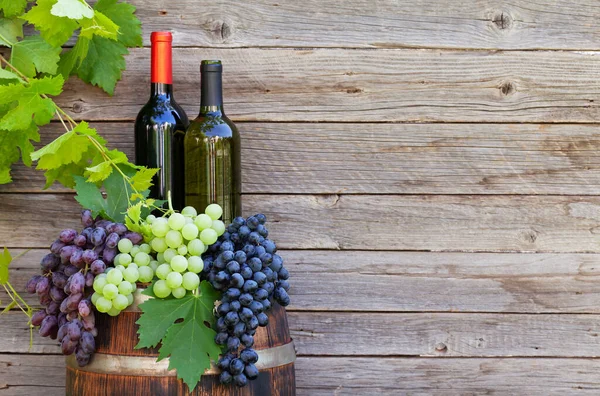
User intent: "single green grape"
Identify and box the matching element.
[107,306,121,317]
[113,254,122,266]
[139,243,152,254]
[119,253,132,267]
[112,294,129,311]
[107,268,123,285]
[182,272,200,291]
[166,271,183,289]
[168,213,186,231]
[146,214,156,224]
[95,297,112,313]
[172,286,187,299]
[200,228,218,245]
[102,283,119,300]
[117,238,133,254]
[149,261,159,271]
[187,256,204,273]
[194,214,213,231]
[181,206,197,217]
[115,265,126,273]
[177,245,188,256]
[212,220,226,236]
[151,237,167,253]
[156,263,171,280]
[181,223,199,240]
[126,293,134,305]
[185,217,194,225]
[91,292,101,305]
[118,281,133,296]
[130,246,141,257]
[123,266,140,283]
[163,248,177,263]
[205,203,223,220]
[156,252,165,263]
[128,263,138,270]
[170,255,188,273]
[153,280,171,298]
[187,239,205,256]
[134,252,151,267]
[138,266,154,283]
[165,230,183,249]
[151,218,169,238]
[93,277,108,293]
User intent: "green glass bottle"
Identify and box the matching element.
[184,61,241,224]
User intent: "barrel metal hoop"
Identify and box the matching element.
[66,341,296,376]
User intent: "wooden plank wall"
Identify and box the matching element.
[2,0,600,394]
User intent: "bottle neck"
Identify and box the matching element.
[151,82,173,99]
[200,70,224,116]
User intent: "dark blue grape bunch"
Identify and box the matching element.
[202,214,291,387]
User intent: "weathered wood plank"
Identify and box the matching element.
[120,1,600,50]
[5,250,600,313]
[3,194,600,252]
[58,48,600,123]
[6,123,600,195]
[6,309,600,357]
[3,354,600,395]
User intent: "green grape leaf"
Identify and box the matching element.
[0,75,63,131]
[58,36,90,77]
[23,0,79,47]
[74,166,149,222]
[84,149,128,182]
[11,36,62,77]
[94,0,142,47]
[129,167,158,191]
[51,0,93,20]
[0,67,23,82]
[0,0,28,18]
[79,10,118,40]
[76,36,127,95]
[0,247,12,285]
[0,123,40,184]
[136,282,220,391]
[0,18,23,46]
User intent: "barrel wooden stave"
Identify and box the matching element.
[66,302,296,395]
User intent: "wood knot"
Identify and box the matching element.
[72,101,84,113]
[435,343,447,352]
[492,11,512,30]
[158,10,167,16]
[220,21,232,40]
[499,81,516,96]
[346,87,363,94]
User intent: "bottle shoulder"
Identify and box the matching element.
[135,97,189,128]
[186,114,238,138]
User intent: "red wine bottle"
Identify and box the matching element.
[135,32,189,209]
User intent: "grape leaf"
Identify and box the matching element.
[0,0,28,18]
[136,281,220,391]
[23,0,79,47]
[74,166,149,222]
[0,75,63,131]
[0,18,23,46]
[129,167,159,191]
[0,247,12,285]
[0,67,23,82]
[0,123,40,184]
[58,36,90,77]
[76,36,127,95]
[11,36,62,77]
[79,10,118,40]
[51,0,93,20]
[84,149,128,182]
[94,0,142,47]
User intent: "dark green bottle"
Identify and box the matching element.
[184,61,241,224]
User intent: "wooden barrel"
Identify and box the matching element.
[66,290,296,395]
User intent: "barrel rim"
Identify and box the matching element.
[66,341,296,376]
